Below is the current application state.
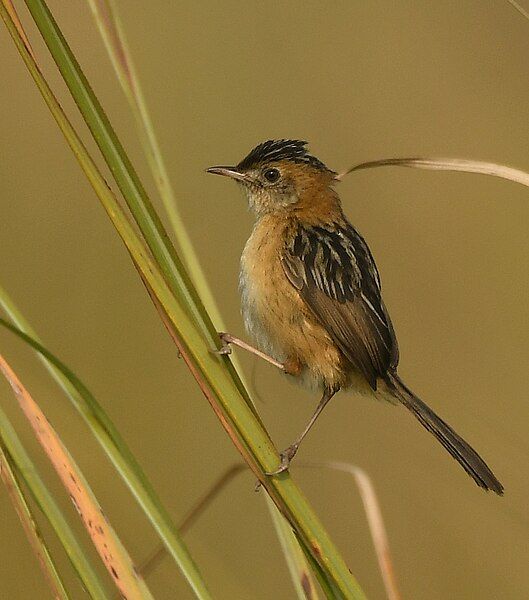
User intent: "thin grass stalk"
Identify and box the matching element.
[0,354,155,599]
[0,443,70,600]
[139,464,245,578]
[0,404,109,599]
[316,463,400,600]
[4,3,365,596]
[86,0,223,328]
[3,0,34,56]
[506,0,529,21]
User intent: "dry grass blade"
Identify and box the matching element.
[3,0,35,58]
[0,443,70,600]
[0,412,108,597]
[312,462,400,600]
[0,354,154,600]
[507,0,529,21]
[338,157,529,188]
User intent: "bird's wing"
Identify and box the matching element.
[282,222,398,389]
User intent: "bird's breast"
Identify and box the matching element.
[239,216,296,360]
[239,215,346,390]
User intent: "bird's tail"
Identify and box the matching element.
[385,372,503,495]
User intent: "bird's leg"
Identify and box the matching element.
[268,386,338,475]
[216,332,285,372]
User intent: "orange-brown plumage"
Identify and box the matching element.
[208,139,503,493]
[240,210,348,391]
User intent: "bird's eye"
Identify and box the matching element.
[263,168,280,183]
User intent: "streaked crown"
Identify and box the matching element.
[237,139,333,173]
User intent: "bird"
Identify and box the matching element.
[207,139,503,494]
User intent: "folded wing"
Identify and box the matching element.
[282,222,398,389]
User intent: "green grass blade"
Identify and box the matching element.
[4,2,366,595]
[0,405,109,599]
[0,443,71,600]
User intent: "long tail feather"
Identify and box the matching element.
[386,373,503,495]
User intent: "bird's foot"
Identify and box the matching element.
[266,443,299,475]
[212,332,287,372]
[211,332,233,355]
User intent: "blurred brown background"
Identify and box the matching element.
[1,1,528,598]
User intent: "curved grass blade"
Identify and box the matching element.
[0,355,154,599]
[305,462,400,600]
[4,3,366,595]
[0,405,109,599]
[338,157,529,187]
[0,443,70,600]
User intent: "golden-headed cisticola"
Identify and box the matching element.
[207,139,503,494]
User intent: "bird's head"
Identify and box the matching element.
[207,140,337,217]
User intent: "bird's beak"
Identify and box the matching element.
[206,166,253,183]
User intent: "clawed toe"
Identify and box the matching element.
[211,332,232,355]
[215,345,232,355]
[266,444,299,476]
